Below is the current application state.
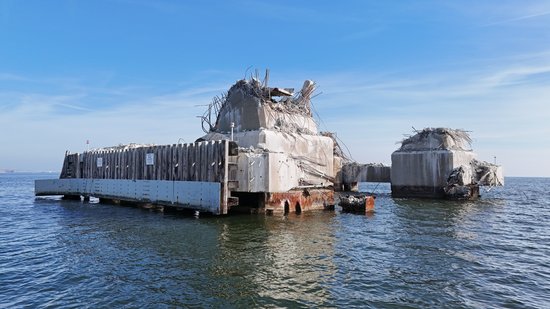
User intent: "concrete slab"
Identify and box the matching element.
[35,179,222,214]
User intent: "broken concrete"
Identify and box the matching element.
[198,75,335,213]
[391,128,503,199]
[339,162,391,191]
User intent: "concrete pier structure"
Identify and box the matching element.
[198,77,335,214]
[391,128,503,199]
[35,74,505,215]
[338,163,391,191]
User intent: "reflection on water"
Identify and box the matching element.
[1,174,549,308]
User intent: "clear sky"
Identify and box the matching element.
[1,0,549,176]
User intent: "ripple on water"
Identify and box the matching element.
[1,175,549,308]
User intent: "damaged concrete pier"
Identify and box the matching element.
[36,74,341,215]
[391,128,503,199]
[338,163,391,191]
[35,73,504,215]
[197,76,336,214]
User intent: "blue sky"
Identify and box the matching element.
[1,0,549,176]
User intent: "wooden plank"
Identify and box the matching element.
[137,147,142,180]
[86,152,89,179]
[80,153,84,179]
[105,151,109,179]
[120,150,123,179]
[155,146,160,180]
[200,141,207,181]
[163,145,167,180]
[129,148,133,180]
[118,150,122,179]
[75,154,80,178]
[102,151,105,179]
[143,147,148,180]
[108,151,112,179]
[188,143,195,181]
[195,142,201,181]
[160,146,164,180]
[113,151,117,179]
[174,144,179,181]
[123,150,126,179]
[144,147,147,180]
[174,144,180,181]
[91,152,94,179]
[221,140,229,214]
[90,152,94,179]
[104,151,107,179]
[96,152,100,179]
[208,141,215,182]
[130,148,135,180]
[158,146,163,180]
[85,152,89,179]
[171,144,177,181]
[165,145,170,180]
[163,146,166,180]
[136,147,139,180]
[181,144,188,181]
[152,147,156,180]
[161,145,166,180]
[170,145,174,181]
[150,146,155,180]
[106,151,109,179]
[135,147,140,180]
[115,150,120,179]
[215,141,222,182]
[113,150,116,179]
[196,142,202,181]
[205,142,211,181]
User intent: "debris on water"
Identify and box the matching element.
[339,194,375,213]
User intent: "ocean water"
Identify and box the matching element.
[1,173,549,308]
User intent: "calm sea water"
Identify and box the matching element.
[1,173,549,308]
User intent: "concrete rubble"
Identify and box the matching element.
[391,128,503,199]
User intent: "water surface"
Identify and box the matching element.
[1,174,549,308]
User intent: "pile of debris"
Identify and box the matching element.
[339,194,375,213]
[398,127,472,151]
[200,73,318,136]
[444,159,504,199]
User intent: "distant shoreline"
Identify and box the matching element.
[0,171,58,174]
